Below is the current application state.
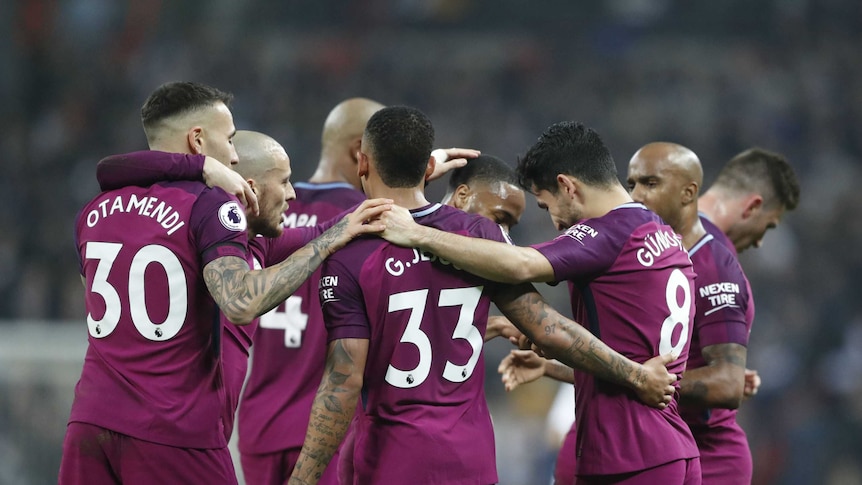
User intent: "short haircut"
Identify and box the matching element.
[517,121,618,193]
[364,105,435,188]
[141,81,233,140]
[446,155,518,194]
[712,148,800,211]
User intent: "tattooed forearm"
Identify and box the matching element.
[494,283,643,389]
[679,342,747,409]
[203,221,353,324]
[289,339,367,485]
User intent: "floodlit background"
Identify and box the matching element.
[2,1,861,484]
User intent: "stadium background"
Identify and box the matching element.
[1,1,861,483]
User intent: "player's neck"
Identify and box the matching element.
[368,185,429,209]
[678,209,708,250]
[592,185,634,219]
[308,157,360,189]
[698,191,732,233]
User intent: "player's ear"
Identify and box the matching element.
[741,194,763,219]
[451,184,471,209]
[357,150,370,178]
[681,181,699,205]
[348,137,362,165]
[557,174,578,199]
[187,127,204,154]
[424,155,436,181]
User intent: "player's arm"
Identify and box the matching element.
[97,151,258,214]
[492,283,677,409]
[425,147,480,182]
[380,205,555,283]
[484,315,524,342]
[679,343,747,409]
[498,350,575,391]
[289,338,368,485]
[204,199,390,324]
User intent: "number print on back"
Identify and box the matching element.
[384,287,484,389]
[259,295,309,347]
[658,268,692,355]
[85,241,188,341]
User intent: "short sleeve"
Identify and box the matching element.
[190,187,250,266]
[532,221,623,282]
[319,257,370,341]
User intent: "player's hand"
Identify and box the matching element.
[202,156,259,216]
[345,198,392,237]
[426,148,481,182]
[635,353,678,410]
[325,198,392,253]
[743,368,761,399]
[484,316,523,342]
[378,205,423,247]
[498,349,547,392]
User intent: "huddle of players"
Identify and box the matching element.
[60,80,799,485]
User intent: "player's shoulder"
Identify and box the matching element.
[690,235,747,283]
[294,182,365,204]
[426,204,506,242]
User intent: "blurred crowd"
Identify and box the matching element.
[1,1,860,483]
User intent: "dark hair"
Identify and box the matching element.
[364,105,435,188]
[517,121,618,193]
[141,81,233,134]
[713,148,800,211]
[447,154,518,193]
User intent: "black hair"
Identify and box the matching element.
[446,154,518,193]
[141,81,233,135]
[517,121,617,193]
[364,105,435,188]
[713,148,800,210]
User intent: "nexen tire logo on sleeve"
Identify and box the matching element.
[218,201,247,232]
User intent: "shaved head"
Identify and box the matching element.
[321,97,385,149]
[234,130,287,180]
[233,130,296,238]
[627,142,702,233]
[314,97,385,188]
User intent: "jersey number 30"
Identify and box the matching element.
[385,287,483,389]
[85,241,187,341]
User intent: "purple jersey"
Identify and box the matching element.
[532,202,699,476]
[680,234,754,428]
[688,216,756,483]
[238,182,365,455]
[71,181,249,449]
[699,214,736,255]
[320,203,506,484]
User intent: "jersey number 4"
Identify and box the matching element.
[259,296,309,347]
[385,287,484,389]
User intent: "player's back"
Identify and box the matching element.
[238,182,365,454]
[72,181,248,449]
[533,203,699,475]
[320,203,506,485]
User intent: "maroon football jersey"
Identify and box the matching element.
[533,202,700,475]
[320,203,507,484]
[71,181,249,448]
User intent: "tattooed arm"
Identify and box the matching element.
[492,283,677,409]
[289,338,368,485]
[203,199,391,324]
[679,343,747,409]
